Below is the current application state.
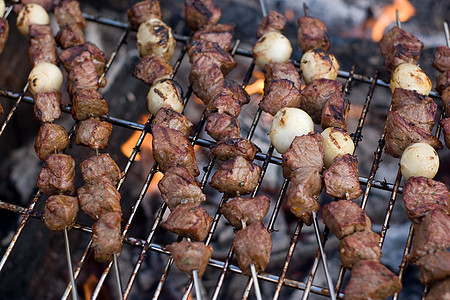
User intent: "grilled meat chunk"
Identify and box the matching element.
[442,87,450,116]
[0,18,8,55]
[37,154,76,195]
[407,210,450,263]
[158,164,206,210]
[44,195,78,231]
[441,117,450,149]
[187,40,236,75]
[425,277,450,300]
[133,55,174,86]
[185,0,221,31]
[256,10,286,38]
[415,251,450,285]
[321,92,349,130]
[80,153,121,186]
[56,23,86,49]
[281,133,324,180]
[71,88,108,121]
[152,107,193,137]
[54,0,86,28]
[67,61,99,97]
[339,231,382,269]
[59,43,106,76]
[436,70,450,93]
[78,177,121,220]
[301,79,342,124]
[403,176,450,223]
[210,156,261,195]
[189,56,224,101]
[286,167,322,226]
[127,0,162,28]
[264,62,301,94]
[192,23,234,52]
[432,45,450,72]
[162,203,212,241]
[220,195,270,229]
[28,24,57,66]
[297,16,330,53]
[151,124,199,176]
[35,123,70,161]
[76,118,112,150]
[92,211,122,262]
[322,200,372,240]
[204,78,250,115]
[210,138,259,161]
[233,221,272,275]
[260,79,302,116]
[33,90,62,123]
[323,154,362,200]
[167,241,213,278]
[205,113,240,141]
[344,260,402,300]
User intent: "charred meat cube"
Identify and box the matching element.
[204,79,250,115]
[166,241,213,277]
[92,211,122,262]
[442,87,450,116]
[210,156,261,196]
[210,137,260,161]
[35,123,70,161]
[80,153,121,186]
[425,278,450,300]
[158,164,206,210]
[76,118,112,150]
[151,124,199,176]
[264,62,301,94]
[71,88,108,121]
[0,18,8,55]
[54,0,86,28]
[321,92,349,130]
[67,60,99,96]
[323,154,362,200]
[441,117,450,149]
[78,177,121,220]
[379,26,423,75]
[281,132,324,180]
[56,23,86,49]
[192,23,234,52]
[415,251,450,285]
[33,90,62,123]
[133,55,174,86]
[59,42,106,76]
[339,231,382,269]
[152,107,193,137]
[205,93,243,117]
[407,210,450,262]
[297,16,330,53]
[233,221,272,275]
[28,24,57,66]
[257,10,286,38]
[260,79,302,116]
[189,57,224,101]
[185,0,221,31]
[162,203,212,241]
[432,45,450,72]
[220,195,270,229]
[322,200,372,240]
[187,40,236,75]
[127,0,162,28]
[301,79,342,124]
[436,70,450,93]
[344,260,402,300]
[37,154,76,195]
[286,167,322,226]
[205,113,240,141]
[44,195,78,231]
[403,176,450,223]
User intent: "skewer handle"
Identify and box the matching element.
[64,227,78,300]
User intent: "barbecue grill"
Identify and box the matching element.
[0,0,448,299]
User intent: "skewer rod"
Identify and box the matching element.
[250,263,262,300]
[396,10,401,28]
[64,227,78,300]
[113,253,124,300]
[444,22,449,47]
[259,0,267,17]
[192,270,202,300]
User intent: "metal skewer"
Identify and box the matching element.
[444,22,449,47]
[113,253,124,300]
[186,238,202,300]
[64,227,78,300]
[396,9,402,28]
[240,220,262,300]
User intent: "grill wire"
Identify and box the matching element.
[0,1,446,299]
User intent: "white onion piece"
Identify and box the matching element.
[16,4,50,36]
[146,79,184,116]
[137,18,176,60]
[400,142,439,180]
[300,49,339,84]
[321,127,355,168]
[390,63,432,95]
[253,31,292,69]
[0,0,5,17]
[269,107,314,154]
[28,62,63,95]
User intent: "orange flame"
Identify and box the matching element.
[245,70,265,96]
[371,0,415,42]
[83,274,98,300]
[121,114,152,161]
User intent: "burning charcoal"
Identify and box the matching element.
[43,195,78,231]
[436,70,450,93]
[92,211,122,262]
[415,251,450,285]
[204,79,250,116]
[210,156,261,196]
[166,241,213,277]
[37,153,76,195]
[338,231,382,269]
[286,167,322,226]
[71,88,108,121]
[257,10,286,38]
[80,153,121,186]
[151,124,199,177]
[59,42,106,76]
[158,164,206,210]
[220,195,270,229]
[432,45,450,72]
[281,132,324,180]
[0,18,8,55]
[189,56,224,102]
[56,23,86,49]
[264,62,301,94]
[403,176,450,223]
[321,92,349,130]
[344,260,402,300]
[162,203,212,241]
[35,123,70,161]
[259,79,302,116]
[75,118,112,150]
[67,60,99,96]
[192,23,234,52]
[133,55,174,87]
[127,0,162,29]
[185,0,221,31]
[152,107,193,137]
[187,40,237,75]
[441,117,450,149]
[33,90,62,123]
[322,200,372,240]
[323,154,362,200]
[28,24,57,66]
[54,0,86,28]
[425,277,450,300]
[210,137,260,161]
[233,221,272,275]
[78,177,121,220]
[297,16,330,53]
[301,79,342,124]
[205,113,240,141]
